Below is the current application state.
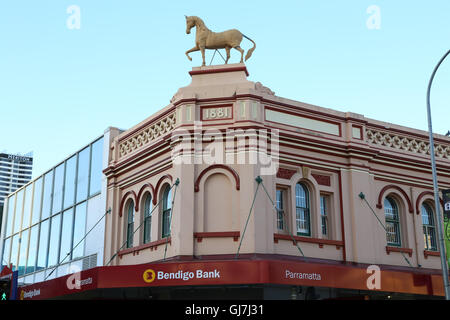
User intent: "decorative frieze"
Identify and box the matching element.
[276,167,297,180]
[118,113,176,158]
[366,128,450,159]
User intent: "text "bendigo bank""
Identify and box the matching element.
[158,269,221,281]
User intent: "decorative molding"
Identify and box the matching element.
[153,174,173,205]
[312,174,331,187]
[273,233,343,250]
[424,250,440,259]
[302,166,310,179]
[119,190,137,217]
[194,164,240,192]
[366,128,450,159]
[193,232,240,242]
[118,237,171,258]
[137,183,155,210]
[118,112,176,159]
[415,191,444,215]
[276,167,297,180]
[385,246,413,257]
[376,185,414,213]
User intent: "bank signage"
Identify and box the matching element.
[18,259,447,299]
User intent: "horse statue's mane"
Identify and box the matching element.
[185,15,256,66]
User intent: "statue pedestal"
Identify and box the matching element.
[171,63,254,102]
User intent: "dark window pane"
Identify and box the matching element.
[127,201,134,248]
[295,183,310,236]
[89,138,103,196]
[162,187,172,238]
[143,196,152,244]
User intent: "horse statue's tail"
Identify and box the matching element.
[243,34,256,61]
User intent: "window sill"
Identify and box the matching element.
[385,246,412,257]
[194,232,240,242]
[424,250,440,259]
[273,233,343,249]
[118,237,171,258]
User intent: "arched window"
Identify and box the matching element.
[126,200,134,248]
[295,183,310,236]
[143,195,152,244]
[421,203,437,251]
[384,197,401,246]
[161,186,172,238]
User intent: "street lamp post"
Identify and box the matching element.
[426,49,450,300]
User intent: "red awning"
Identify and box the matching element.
[18,257,446,300]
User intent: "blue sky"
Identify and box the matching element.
[0,1,449,178]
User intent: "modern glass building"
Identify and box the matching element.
[0,127,120,285]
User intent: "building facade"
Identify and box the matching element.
[0,152,33,214]
[0,127,120,287]
[17,64,450,300]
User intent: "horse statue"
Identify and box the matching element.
[185,16,256,66]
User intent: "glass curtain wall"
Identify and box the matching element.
[1,137,104,276]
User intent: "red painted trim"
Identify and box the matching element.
[137,183,155,211]
[119,191,137,218]
[200,104,233,121]
[189,66,249,77]
[194,164,240,192]
[18,254,449,299]
[376,185,414,213]
[194,232,240,242]
[109,139,171,176]
[415,191,444,215]
[311,174,331,187]
[273,233,344,249]
[118,237,171,257]
[153,174,173,205]
[424,250,440,259]
[276,167,297,180]
[386,246,413,257]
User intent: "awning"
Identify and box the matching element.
[18,257,447,300]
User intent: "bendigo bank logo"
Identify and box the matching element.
[142,268,221,284]
[143,269,156,283]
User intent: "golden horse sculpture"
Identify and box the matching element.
[185,16,256,66]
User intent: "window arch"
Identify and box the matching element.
[143,194,152,244]
[126,200,134,248]
[295,182,310,236]
[421,202,437,251]
[384,197,401,246]
[161,185,172,238]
